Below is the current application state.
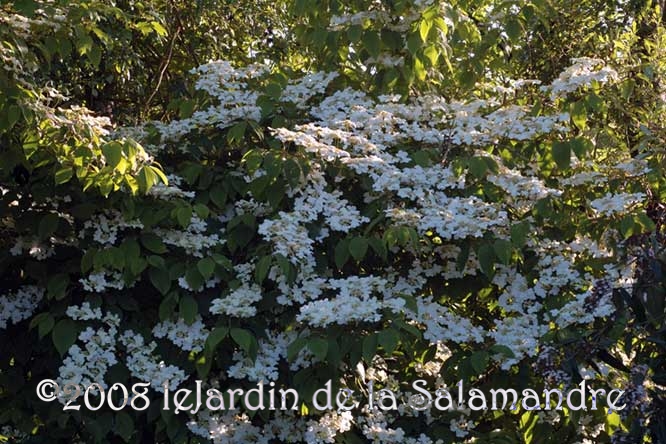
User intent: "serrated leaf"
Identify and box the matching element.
[102,142,123,168]
[55,167,73,185]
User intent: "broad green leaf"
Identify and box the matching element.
[179,295,198,324]
[308,337,329,361]
[493,239,513,265]
[378,329,400,354]
[141,233,167,254]
[197,257,215,280]
[230,328,253,354]
[38,213,59,239]
[52,319,78,357]
[470,350,490,374]
[552,141,571,170]
[362,31,381,58]
[349,237,368,261]
[205,326,229,354]
[149,267,171,295]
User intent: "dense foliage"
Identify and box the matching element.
[2,0,666,443]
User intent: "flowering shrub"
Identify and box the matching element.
[2,1,666,444]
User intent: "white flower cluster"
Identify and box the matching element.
[58,304,121,391]
[304,411,354,444]
[589,192,646,217]
[154,215,224,258]
[79,210,143,245]
[119,330,187,392]
[545,57,619,100]
[153,315,209,353]
[282,72,339,109]
[79,270,128,293]
[0,285,44,329]
[296,276,406,327]
[148,174,196,200]
[9,236,55,260]
[210,283,263,318]
[227,330,292,381]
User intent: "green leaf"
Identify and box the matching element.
[570,101,587,130]
[308,337,329,361]
[210,185,227,208]
[52,319,78,357]
[287,337,307,362]
[115,411,134,442]
[510,221,530,247]
[230,328,253,354]
[159,296,177,322]
[197,258,215,280]
[47,274,69,300]
[407,32,422,54]
[102,142,123,168]
[176,206,192,228]
[205,326,229,354]
[349,237,369,261]
[362,334,377,362]
[149,267,171,295]
[38,213,59,239]
[493,239,513,265]
[552,141,571,170]
[362,31,381,58]
[419,19,432,42]
[378,329,400,354]
[335,239,350,269]
[478,244,495,278]
[150,21,168,37]
[468,157,488,179]
[185,267,204,291]
[32,313,55,339]
[179,295,198,324]
[254,255,272,283]
[470,350,489,374]
[55,167,73,185]
[141,233,167,254]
